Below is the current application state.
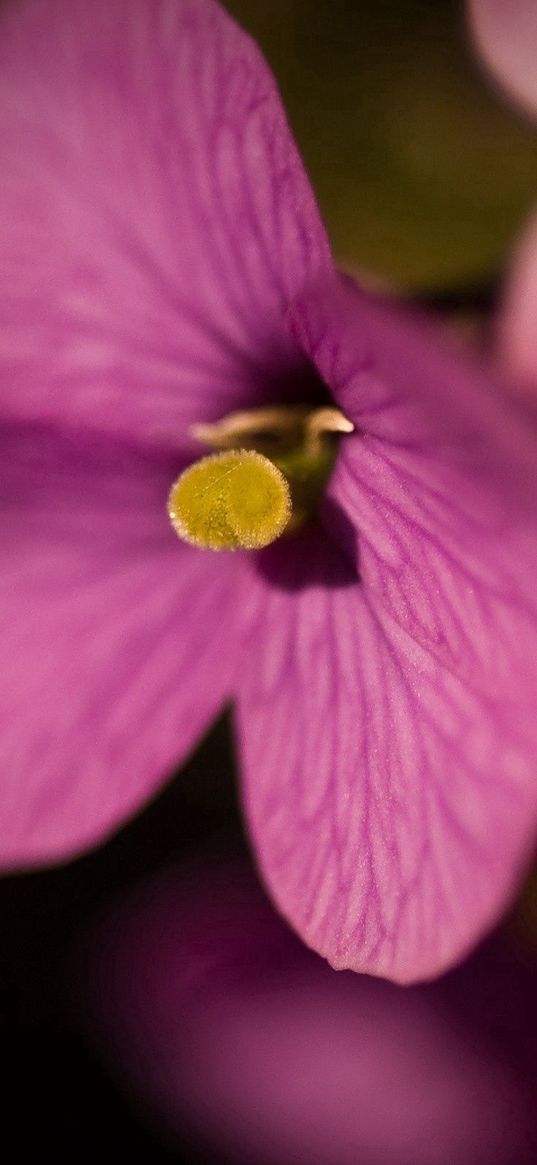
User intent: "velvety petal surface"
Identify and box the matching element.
[238,279,537,983]
[469,0,537,120]
[0,422,246,868]
[85,863,532,1165]
[0,0,330,446]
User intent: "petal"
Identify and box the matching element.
[469,0,537,120]
[86,863,531,1165]
[497,207,537,384]
[0,0,330,445]
[238,281,537,983]
[0,422,245,868]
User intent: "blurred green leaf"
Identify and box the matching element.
[228,0,537,290]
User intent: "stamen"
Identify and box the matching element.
[191,405,353,452]
[168,449,291,551]
[168,404,354,552]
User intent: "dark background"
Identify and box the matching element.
[2,714,242,1162]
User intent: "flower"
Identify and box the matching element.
[2,0,537,982]
[83,860,537,1165]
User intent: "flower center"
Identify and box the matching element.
[168,405,354,552]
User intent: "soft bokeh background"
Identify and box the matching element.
[228,0,537,289]
[3,0,537,1160]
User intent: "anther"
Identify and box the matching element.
[168,449,291,551]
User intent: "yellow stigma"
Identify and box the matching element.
[168,449,291,551]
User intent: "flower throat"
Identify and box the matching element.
[168,405,354,551]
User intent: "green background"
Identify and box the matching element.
[229,0,537,289]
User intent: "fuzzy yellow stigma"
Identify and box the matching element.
[168,449,291,551]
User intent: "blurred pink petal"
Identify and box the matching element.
[85,863,533,1165]
[497,208,537,383]
[469,0,537,120]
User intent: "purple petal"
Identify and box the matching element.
[0,422,246,868]
[238,280,537,983]
[469,0,537,119]
[0,0,330,446]
[85,862,532,1165]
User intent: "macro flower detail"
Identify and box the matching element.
[168,448,292,552]
[167,403,353,550]
[2,0,537,983]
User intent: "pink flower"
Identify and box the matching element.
[2,0,537,982]
[84,861,536,1165]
